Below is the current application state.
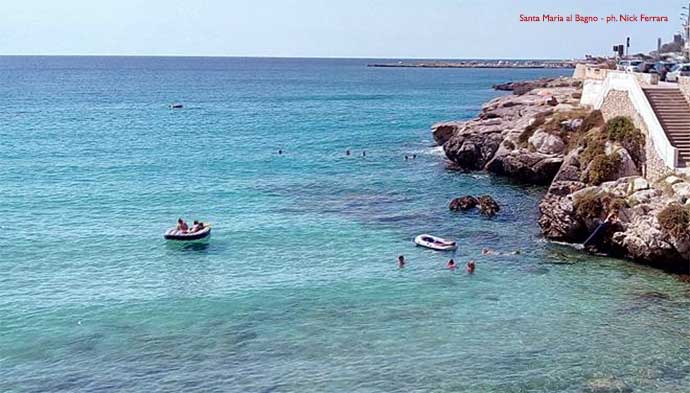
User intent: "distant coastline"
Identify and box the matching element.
[368,60,577,69]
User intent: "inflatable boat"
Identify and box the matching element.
[164,225,211,242]
[414,234,457,251]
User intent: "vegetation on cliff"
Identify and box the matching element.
[577,116,644,185]
[657,203,690,239]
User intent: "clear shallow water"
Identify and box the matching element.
[0,57,688,393]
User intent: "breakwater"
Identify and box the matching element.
[368,60,577,69]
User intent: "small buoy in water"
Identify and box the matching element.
[77,320,82,326]
[170,103,183,109]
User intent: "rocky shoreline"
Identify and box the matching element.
[433,77,690,274]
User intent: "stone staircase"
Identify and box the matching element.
[643,88,690,168]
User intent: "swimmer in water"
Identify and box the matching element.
[397,255,405,268]
[412,154,416,159]
[405,155,408,160]
[466,260,476,273]
[278,149,283,155]
[362,151,366,157]
[447,259,456,269]
[346,150,351,156]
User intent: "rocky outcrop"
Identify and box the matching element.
[433,77,690,274]
[538,139,690,272]
[493,76,581,95]
[449,195,500,217]
[431,122,461,145]
[449,196,478,211]
[440,80,583,184]
[477,195,500,217]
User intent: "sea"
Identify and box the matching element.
[1,57,688,393]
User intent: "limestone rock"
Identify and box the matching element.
[528,130,566,155]
[431,122,461,145]
[443,132,502,170]
[663,175,684,186]
[671,182,690,202]
[449,196,478,211]
[477,195,500,217]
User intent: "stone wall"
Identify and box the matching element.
[599,90,671,181]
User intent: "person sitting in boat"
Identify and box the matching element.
[447,259,456,269]
[176,218,189,233]
[466,260,476,274]
[191,221,205,232]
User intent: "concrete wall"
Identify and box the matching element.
[678,76,690,102]
[599,90,671,181]
[574,65,658,85]
[573,64,611,81]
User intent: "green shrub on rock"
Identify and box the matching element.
[579,110,605,133]
[574,191,627,219]
[585,153,622,185]
[575,191,604,219]
[579,130,606,165]
[604,116,645,164]
[657,203,690,238]
[605,116,636,141]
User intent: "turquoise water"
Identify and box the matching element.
[1,57,688,392]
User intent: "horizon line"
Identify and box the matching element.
[0,54,582,61]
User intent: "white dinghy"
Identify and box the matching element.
[414,234,457,251]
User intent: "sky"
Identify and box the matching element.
[0,0,686,58]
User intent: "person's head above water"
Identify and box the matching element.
[466,260,476,272]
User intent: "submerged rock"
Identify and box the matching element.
[585,376,633,393]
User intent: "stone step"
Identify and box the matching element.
[651,105,689,109]
[643,88,690,165]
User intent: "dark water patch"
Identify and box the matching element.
[524,266,550,275]
[374,213,428,223]
[260,384,284,393]
[230,331,259,349]
[634,291,671,302]
[656,362,690,381]
[618,291,673,315]
[164,241,211,253]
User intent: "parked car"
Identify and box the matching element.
[652,62,677,81]
[617,60,645,72]
[665,64,690,82]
